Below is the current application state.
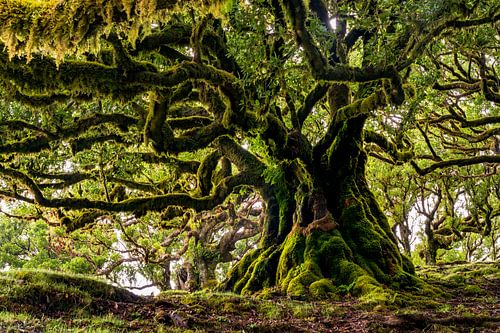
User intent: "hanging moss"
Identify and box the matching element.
[0,0,232,61]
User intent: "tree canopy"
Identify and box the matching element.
[0,0,498,297]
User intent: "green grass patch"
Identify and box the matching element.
[0,269,140,313]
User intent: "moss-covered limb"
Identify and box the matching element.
[33,172,93,190]
[212,157,232,187]
[35,171,158,196]
[131,61,242,100]
[135,20,241,74]
[169,122,230,153]
[201,87,228,121]
[0,189,35,205]
[144,93,227,154]
[132,152,200,174]
[156,45,192,63]
[106,33,148,73]
[320,65,402,86]
[9,88,89,107]
[0,164,46,204]
[190,15,211,64]
[213,136,265,176]
[397,11,500,70]
[433,81,482,92]
[61,209,107,232]
[70,134,126,154]
[64,113,139,135]
[411,155,500,176]
[296,82,329,128]
[481,78,500,103]
[0,136,51,155]
[144,98,174,154]
[135,24,192,51]
[0,113,137,155]
[335,90,387,122]
[281,0,328,74]
[202,26,242,76]
[106,176,169,195]
[456,115,500,128]
[167,116,213,130]
[1,50,240,104]
[196,151,222,196]
[438,123,500,144]
[364,130,413,163]
[0,50,122,97]
[168,104,210,118]
[0,163,257,213]
[312,83,350,164]
[0,120,56,138]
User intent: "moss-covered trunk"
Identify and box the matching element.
[223,113,415,299]
[222,81,416,299]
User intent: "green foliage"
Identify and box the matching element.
[0,215,67,271]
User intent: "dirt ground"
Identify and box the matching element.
[0,262,498,332]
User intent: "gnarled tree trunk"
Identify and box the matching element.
[223,86,415,299]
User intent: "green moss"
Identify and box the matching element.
[446,273,466,284]
[309,279,336,299]
[235,245,281,295]
[352,276,391,305]
[463,285,485,296]
[286,278,308,297]
[336,260,367,285]
[316,232,354,276]
[286,269,320,297]
[390,271,420,290]
[0,269,138,313]
[277,228,306,283]
[225,248,262,293]
[342,203,383,259]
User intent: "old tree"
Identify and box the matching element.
[0,0,498,298]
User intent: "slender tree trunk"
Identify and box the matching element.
[161,259,172,290]
[424,219,438,265]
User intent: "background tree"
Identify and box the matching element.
[0,0,498,299]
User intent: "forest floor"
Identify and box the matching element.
[0,262,498,332]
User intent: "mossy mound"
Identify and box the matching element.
[0,269,141,313]
[417,262,500,287]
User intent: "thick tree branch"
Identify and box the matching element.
[364,130,413,163]
[411,155,500,175]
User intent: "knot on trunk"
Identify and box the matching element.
[301,212,338,236]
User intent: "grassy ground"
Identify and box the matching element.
[0,263,498,332]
